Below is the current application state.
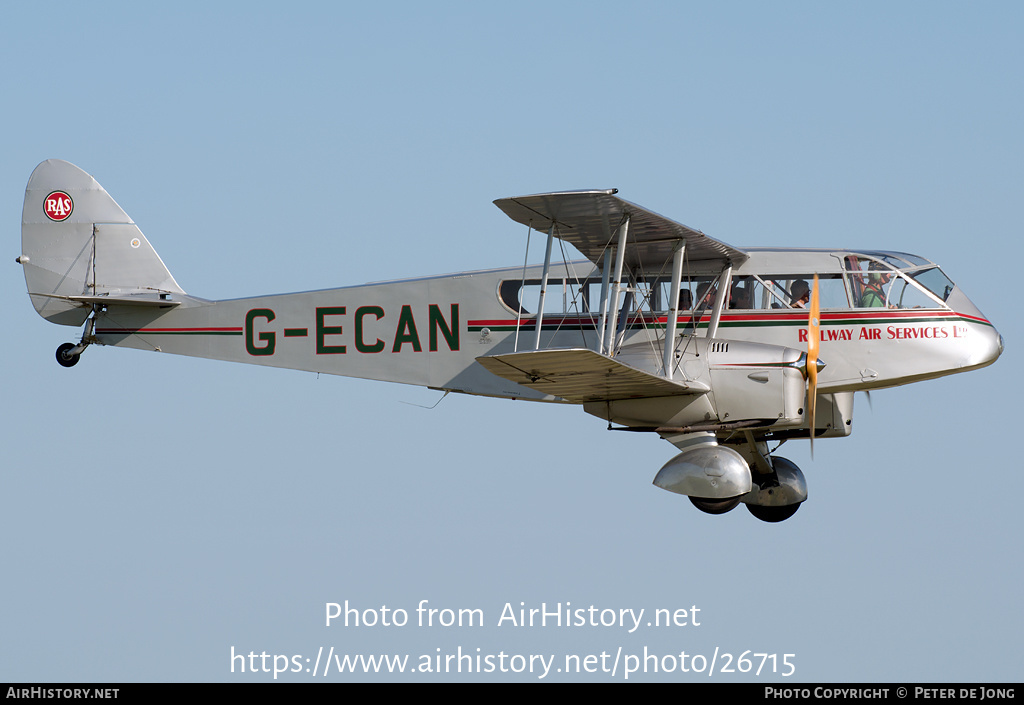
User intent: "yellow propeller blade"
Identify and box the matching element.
[807,274,820,457]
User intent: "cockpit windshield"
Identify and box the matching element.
[859,251,932,269]
[909,267,955,302]
[844,253,955,309]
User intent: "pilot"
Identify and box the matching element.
[859,266,891,307]
[790,280,810,308]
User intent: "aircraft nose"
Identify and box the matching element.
[972,324,1003,370]
[947,286,1002,370]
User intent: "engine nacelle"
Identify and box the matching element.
[652,434,752,499]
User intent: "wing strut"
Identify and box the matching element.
[602,216,630,356]
[706,265,733,339]
[663,240,686,379]
[596,249,613,355]
[533,223,557,350]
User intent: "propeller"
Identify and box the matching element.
[806,274,822,457]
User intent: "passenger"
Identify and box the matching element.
[730,285,752,309]
[790,280,810,308]
[677,289,693,310]
[694,282,716,310]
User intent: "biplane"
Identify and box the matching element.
[18,160,1003,521]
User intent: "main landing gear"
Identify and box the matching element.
[690,492,802,522]
[686,454,806,523]
[654,435,807,523]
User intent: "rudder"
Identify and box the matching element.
[19,160,185,326]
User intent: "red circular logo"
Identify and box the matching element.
[44,191,74,221]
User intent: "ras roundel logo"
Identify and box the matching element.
[44,191,74,221]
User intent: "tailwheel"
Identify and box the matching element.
[56,342,81,368]
[746,502,801,523]
[689,496,742,515]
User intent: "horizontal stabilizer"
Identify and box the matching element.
[476,348,707,403]
[50,293,181,308]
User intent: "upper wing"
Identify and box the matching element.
[493,190,748,270]
[475,348,708,403]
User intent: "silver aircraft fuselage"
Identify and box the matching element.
[90,249,1001,407]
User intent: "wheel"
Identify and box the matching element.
[689,496,742,515]
[746,502,801,523]
[56,342,80,368]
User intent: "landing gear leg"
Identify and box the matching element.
[55,313,96,368]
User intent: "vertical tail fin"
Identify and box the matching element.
[19,160,184,326]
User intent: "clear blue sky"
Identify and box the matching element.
[2,1,1021,682]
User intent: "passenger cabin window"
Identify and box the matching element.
[501,278,602,315]
[500,272,861,314]
[500,276,722,315]
[660,277,720,311]
[729,274,849,310]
